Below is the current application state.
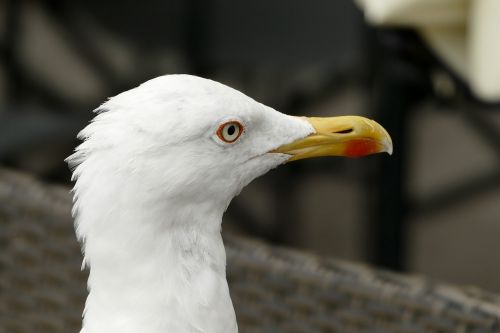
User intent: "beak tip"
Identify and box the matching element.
[384,139,393,156]
[379,124,393,156]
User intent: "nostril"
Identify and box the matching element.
[333,128,353,134]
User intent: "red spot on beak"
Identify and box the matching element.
[344,139,378,158]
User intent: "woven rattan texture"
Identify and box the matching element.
[1,168,500,333]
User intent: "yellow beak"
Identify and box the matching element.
[272,116,393,162]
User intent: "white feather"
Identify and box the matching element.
[67,75,314,333]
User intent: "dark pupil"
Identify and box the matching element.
[227,125,236,136]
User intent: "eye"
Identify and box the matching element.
[216,121,244,143]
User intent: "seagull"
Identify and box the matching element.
[67,74,392,333]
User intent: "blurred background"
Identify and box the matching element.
[1,0,499,292]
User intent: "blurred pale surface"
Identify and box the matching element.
[356,0,500,102]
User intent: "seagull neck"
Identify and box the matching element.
[80,197,234,333]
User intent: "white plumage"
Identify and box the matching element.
[67,74,391,333]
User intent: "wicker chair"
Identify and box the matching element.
[1,168,500,333]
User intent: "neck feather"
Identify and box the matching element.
[73,170,237,333]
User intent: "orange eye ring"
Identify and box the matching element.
[216,121,244,143]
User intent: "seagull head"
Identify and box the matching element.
[71,74,391,212]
